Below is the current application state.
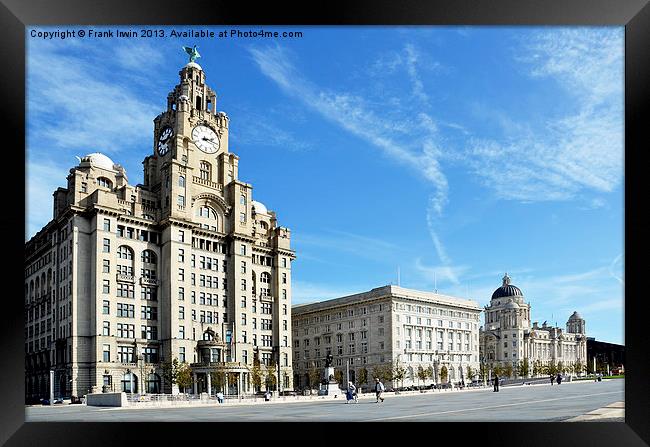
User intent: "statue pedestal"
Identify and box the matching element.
[325,381,340,397]
[323,366,340,397]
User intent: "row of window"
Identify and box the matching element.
[101,322,158,340]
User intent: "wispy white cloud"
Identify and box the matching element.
[293,229,402,262]
[249,43,454,269]
[414,257,469,287]
[465,28,623,204]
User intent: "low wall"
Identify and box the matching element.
[86,392,128,407]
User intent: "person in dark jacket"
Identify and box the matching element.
[550,374,555,385]
[556,373,562,385]
[493,374,500,392]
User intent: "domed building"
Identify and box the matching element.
[479,274,587,377]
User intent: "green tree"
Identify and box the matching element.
[266,361,277,390]
[308,365,321,390]
[520,358,530,378]
[250,359,263,392]
[493,364,504,377]
[479,363,487,382]
[426,365,434,383]
[548,360,558,376]
[358,367,368,386]
[176,362,193,393]
[334,369,344,386]
[504,363,514,378]
[161,358,181,389]
[440,365,448,383]
[465,365,474,382]
[417,365,427,387]
[393,360,406,388]
[210,371,225,393]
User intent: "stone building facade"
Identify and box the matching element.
[291,285,481,390]
[479,274,587,375]
[24,59,295,401]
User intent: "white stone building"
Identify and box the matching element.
[479,274,587,376]
[24,59,295,401]
[291,285,481,390]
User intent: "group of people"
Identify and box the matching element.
[550,373,563,385]
[344,378,386,403]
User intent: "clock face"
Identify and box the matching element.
[192,125,220,154]
[157,126,173,156]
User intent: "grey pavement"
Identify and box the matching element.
[25,379,624,422]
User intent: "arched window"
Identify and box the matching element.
[35,277,40,298]
[146,373,161,394]
[117,246,134,261]
[199,161,211,181]
[97,177,113,189]
[260,272,271,284]
[197,206,217,219]
[141,250,157,264]
[121,372,138,393]
[240,195,246,206]
[203,331,214,341]
[179,176,185,187]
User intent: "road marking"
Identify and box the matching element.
[365,391,622,422]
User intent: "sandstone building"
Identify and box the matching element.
[24,58,295,401]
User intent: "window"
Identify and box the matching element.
[179,347,186,363]
[179,306,185,320]
[241,279,246,291]
[240,244,246,256]
[141,326,158,340]
[102,259,110,273]
[141,287,157,301]
[102,280,110,294]
[177,195,185,207]
[178,287,184,301]
[102,238,110,253]
[118,346,135,363]
[241,261,246,274]
[141,306,157,320]
[117,283,134,298]
[142,250,157,264]
[97,177,112,189]
[199,161,211,181]
[240,212,246,223]
[261,302,272,314]
[282,258,287,268]
[81,182,87,193]
[103,219,110,231]
[179,326,185,339]
[178,230,185,242]
[102,321,110,336]
[179,269,184,281]
[103,300,110,315]
[102,344,110,362]
[179,176,185,187]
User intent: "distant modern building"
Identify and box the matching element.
[291,285,481,390]
[24,57,295,402]
[479,274,588,374]
[586,337,625,374]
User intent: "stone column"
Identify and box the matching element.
[207,371,212,396]
[193,373,198,395]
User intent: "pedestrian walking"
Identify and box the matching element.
[550,374,555,385]
[374,378,385,403]
[493,374,500,392]
[346,382,358,403]
[216,391,224,404]
[556,373,562,385]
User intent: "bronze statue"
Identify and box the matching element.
[325,354,333,367]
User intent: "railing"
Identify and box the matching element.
[140,277,159,286]
[192,176,223,191]
[116,274,135,283]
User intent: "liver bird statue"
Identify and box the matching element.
[182,45,201,63]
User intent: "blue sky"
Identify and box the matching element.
[26,26,624,345]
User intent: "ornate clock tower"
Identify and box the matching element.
[140,51,295,394]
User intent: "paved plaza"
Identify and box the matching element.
[25,379,623,422]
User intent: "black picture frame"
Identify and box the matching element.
[2,0,647,445]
